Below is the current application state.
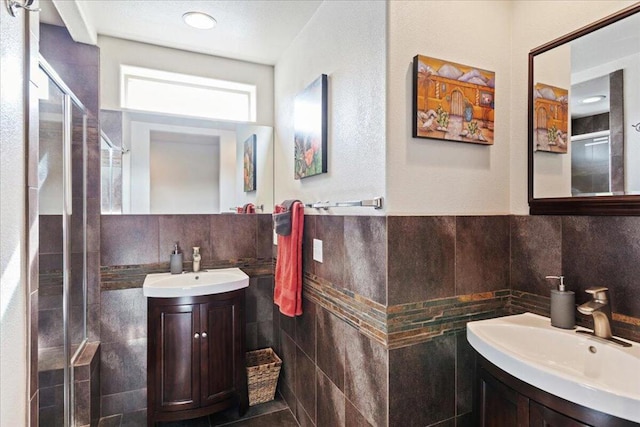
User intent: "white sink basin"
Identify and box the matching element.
[142,268,249,298]
[467,313,640,423]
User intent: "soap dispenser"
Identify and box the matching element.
[170,242,183,274]
[545,275,575,329]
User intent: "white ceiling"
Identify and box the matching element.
[40,0,323,65]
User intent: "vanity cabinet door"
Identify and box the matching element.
[148,290,248,425]
[478,365,529,427]
[200,290,248,412]
[530,401,592,427]
[476,357,634,427]
[149,303,201,412]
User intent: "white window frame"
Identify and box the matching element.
[120,65,257,122]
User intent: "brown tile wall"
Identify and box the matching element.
[100,214,273,267]
[98,213,274,420]
[510,215,640,329]
[40,24,100,117]
[275,214,388,425]
[275,214,640,427]
[275,298,387,427]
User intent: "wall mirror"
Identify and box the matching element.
[529,3,640,215]
[100,109,273,214]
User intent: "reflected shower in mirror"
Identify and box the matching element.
[530,4,640,207]
[100,109,273,214]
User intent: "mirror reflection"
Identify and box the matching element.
[100,109,273,214]
[531,9,640,199]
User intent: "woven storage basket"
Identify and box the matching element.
[246,348,282,406]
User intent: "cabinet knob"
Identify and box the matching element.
[201,332,208,338]
[194,333,200,339]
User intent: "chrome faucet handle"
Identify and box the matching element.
[585,287,609,302]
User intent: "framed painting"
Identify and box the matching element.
[294,74,328,179]
[533,83,569,153]
[243,134,256,192]
[413,55,495,145]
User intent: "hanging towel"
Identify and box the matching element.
[236,203,256,214]
[274,200,304,317]
[273,199,299,235]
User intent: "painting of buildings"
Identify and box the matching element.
[533,83,569,153]
[413,55,495,145]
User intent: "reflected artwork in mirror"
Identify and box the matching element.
[528,3,640,215]
[100,109,273,214]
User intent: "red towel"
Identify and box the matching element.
[237,203,256,214]
[274,201,304,316]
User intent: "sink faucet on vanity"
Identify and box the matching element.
[577,286,631,347]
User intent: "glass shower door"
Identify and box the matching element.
[38,58,88,427]
[68,100,88,425]
[38,63,66,427]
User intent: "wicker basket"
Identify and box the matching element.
[246,348,282,406]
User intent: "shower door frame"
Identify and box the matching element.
[39,55,88,427]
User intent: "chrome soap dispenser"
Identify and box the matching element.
[170,242,183,274]
[546,275,575,329]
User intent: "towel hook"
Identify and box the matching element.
[6,0,40,17]
[632,122,640,133]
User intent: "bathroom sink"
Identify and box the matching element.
[142,268,249,298]
[467,313,640,422]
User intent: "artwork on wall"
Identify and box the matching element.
[294,74,328,179]
[243,134,256,192]
[413,55,495,145]
[533,83,569,153]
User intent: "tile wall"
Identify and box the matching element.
[95,210,640,426]
[275,214,640,427]
[98,213,274,420]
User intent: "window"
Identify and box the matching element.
[121,65,257,122]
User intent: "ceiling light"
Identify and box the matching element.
[581,95,606,104]
[182,12,216,30]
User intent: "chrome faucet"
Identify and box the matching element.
[577,287,631,347]
[192,247,201,273]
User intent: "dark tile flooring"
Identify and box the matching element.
[97,395,297,427]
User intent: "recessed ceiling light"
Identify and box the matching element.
[182,11,217,30]
[582,95,606,104]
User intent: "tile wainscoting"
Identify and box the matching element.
[98,213,275,421]
[275,214,640,427]
[97,213,640,426]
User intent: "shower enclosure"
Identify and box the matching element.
[101,131,123,214]
[37,56,88,426]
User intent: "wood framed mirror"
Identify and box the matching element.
[528,3,640,215]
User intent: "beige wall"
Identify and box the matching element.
[275,0,633,215]
[273,0,387,214]
[98,36,275,126]
[386,1,512,215]
[0,3,28,426]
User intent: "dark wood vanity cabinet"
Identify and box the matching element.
[147,290,248,426]
[476,356,636,427]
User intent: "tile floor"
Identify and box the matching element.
[97,395,297,427]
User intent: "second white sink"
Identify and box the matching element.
[142,268,249,298]
[467,312,640,423]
